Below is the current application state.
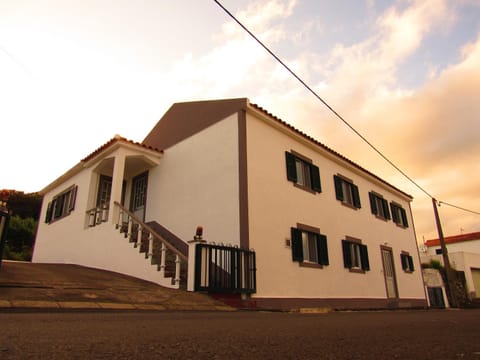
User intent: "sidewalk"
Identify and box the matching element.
[0,261,234,311]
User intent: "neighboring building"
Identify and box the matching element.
[33,98,427,310]
[422,232,480,300]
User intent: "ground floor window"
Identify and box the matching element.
[291,226,329,266]
[400,252,415,272]
[45,185,78,223]
[342,238,370,272]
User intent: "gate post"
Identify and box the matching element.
[187,226,206,292]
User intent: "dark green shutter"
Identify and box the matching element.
[68,185,78,212]
[407,255,414,271]
[352,184,361,208]
[342,240,351,268]
[360,244,370,271]
[369,192,377,215]
[400,253,407,270]
[382,199,391,220]
[291,227,303,262]
[285,152,297,183]
[310,165,321,192]
[45,202,53,223]
[317,234,329,265]
[334,175,344,201]
[391,203,400,223]
[400,208,409,227]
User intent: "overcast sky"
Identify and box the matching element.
[1,0,479,242]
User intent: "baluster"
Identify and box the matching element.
[136,224,142,249]
[127,217,132,241]
[174,254,181,287]
[159,242,167,275]
[148,233,154,259]
[88,209,95,227]
[116,208,123,229]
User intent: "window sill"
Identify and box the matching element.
[340,201,358,210]
[293,183,318,195]
[47,212,73,225]
[375,215,389,222]
[394,223,408,229]
[348,267,366,274]
[299,262,324,269]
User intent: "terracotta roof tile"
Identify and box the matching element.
[425,231,480,247]
[81,135,163,163]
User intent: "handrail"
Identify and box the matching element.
[114,201,188,262]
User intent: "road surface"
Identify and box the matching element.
[1,309,479,359]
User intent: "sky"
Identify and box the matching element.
[1,0,479,242]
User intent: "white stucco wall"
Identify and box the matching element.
[246,112,426,301]
[146,113,240,245]
[426,239,480,256]
[32,146,174,286]
[421,252,480,298]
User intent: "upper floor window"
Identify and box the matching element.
[400,252,415,272]
[369,192,391,220]
[342,238,370,272]
[285,152,321,193]
[334,175,361,209]
[390,203,409,228]
[45,185,78,224]
[291,226,329,266]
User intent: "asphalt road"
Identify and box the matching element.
[1,309,479,359]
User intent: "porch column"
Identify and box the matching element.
[110,151,126,224]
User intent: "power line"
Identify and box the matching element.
[212,0,480,217]
[439,201,480,215]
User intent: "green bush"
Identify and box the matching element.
[3,215,37,261]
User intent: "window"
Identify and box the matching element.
[285,151,321,193]
[435,248,443,255]
[291,226,329,266]
[45,185,78,223]
[390,203,409,228]
[400,252,415,272]
[334,175,361,208]
[369,192,391,220]
[342,239,370,272]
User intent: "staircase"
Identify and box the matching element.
[112,202,188,289]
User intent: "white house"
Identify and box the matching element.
[421,231,480,300]
[33,98,427,310]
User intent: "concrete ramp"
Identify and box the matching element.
[0,261,233,311]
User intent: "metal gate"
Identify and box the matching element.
[195,243,256,294]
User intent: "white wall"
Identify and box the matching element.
[33,147,174,286]
[146,113,240,245]
[422,252,480,298]
[426,239,480,256]
[246,113,426,301]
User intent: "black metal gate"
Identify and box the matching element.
[195,243,256,294]
[427,287,446,308]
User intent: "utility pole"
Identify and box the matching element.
[432,198,458,307]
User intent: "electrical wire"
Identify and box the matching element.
[439,201,480,215]
[213,0,480,216]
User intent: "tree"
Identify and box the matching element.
[6,191,42,220]
[4,215,38,261]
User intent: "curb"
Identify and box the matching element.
[0,300,237,312]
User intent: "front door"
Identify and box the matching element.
[381,247,398,299]
[130,171,148,221]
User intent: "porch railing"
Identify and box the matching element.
[113,201,188,288]
[86,206,109,227]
